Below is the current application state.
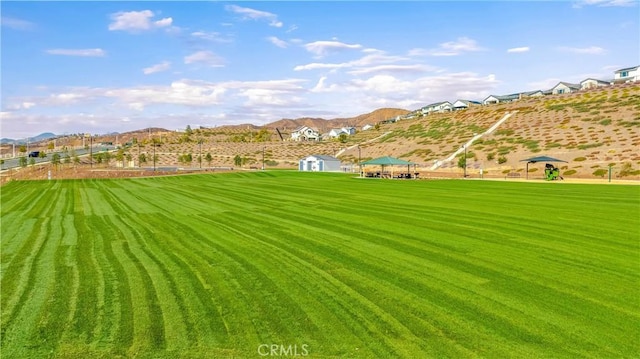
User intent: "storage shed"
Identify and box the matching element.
[299,155,341,172]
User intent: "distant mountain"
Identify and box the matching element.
[1,132,57,144]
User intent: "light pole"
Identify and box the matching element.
[358,145,361,177]
[463,144,467,178]
[153,140,156,172]
[90,135,93,168]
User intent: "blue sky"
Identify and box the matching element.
[1,1,638,139]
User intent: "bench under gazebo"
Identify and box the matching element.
[360,156,418,179]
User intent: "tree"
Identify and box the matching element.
[51,153,61,169]
[29,157,36,166]
[185,125,193,135]
[47,142,55,150]
[457,155,466,170]
[138,153,147,165]
[374,123,381,131]
[205,153,213,167]
[19,156,27,167]
[18,145,26,154]
[338,133,348,143]
[73,155,80,166]
[38,151,47,159]
[234,154,242,167]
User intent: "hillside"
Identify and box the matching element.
[2,84,639,181]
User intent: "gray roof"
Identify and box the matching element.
[580,78,611,84]
[615,65,639,73]
[553,82,581,90]
[307,154,340,161]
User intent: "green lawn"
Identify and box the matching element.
[1,171,639,358]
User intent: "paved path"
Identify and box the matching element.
[335,131,392,157]
[430,111,518,170]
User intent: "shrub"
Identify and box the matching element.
[593,169,608,177]
[487,153,495,161]
[497,156,507,164]
[574,157,587,162]
[563,169,577,176]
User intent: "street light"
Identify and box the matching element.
[463,144,467,178]
[90,135,93,168]
[357,145,362,177]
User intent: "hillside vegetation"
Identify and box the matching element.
[3,84,639,180]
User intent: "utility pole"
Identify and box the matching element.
[463,145,467,178]
[358,145,362,177]
[90,135,93,168]
[153,140,156,172]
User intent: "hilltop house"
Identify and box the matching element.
[325,127,356,139]
[299,155,341,172]
[362,124,374,131]
[421,101,452,115]
[452,99,482,110]
[483,93,520,105]
[551,82,581,95]
[580,78,611,90]
[291,126,320,141]
[614,66,639,83]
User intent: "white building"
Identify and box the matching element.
[420,101,452,115]
[290,126,320,141]
[580,78,611,90]
[299,155,341,172]
[551,82,581,95]
[614,66,639,83]
[452,99,482,111]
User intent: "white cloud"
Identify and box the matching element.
[1,16,35,30]
[303,40,363,57]
[191,31,232,43]
[225,5,283,27]
[507,46,530,53]
[573,0,637,7]
[294,52,436,75]
[558,46,606,54]
[108,10,173,32]
[143,61,171,75]
[410,37,485,57]
[347,64,432,76]
[46,48,106,57]
[267,36,288,48]
[527,78,562,90]
[184,51,225,67]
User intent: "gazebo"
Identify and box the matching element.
[520,155,568,180]
[360,156,418,179]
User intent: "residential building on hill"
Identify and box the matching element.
[551,82,581,95]
[614,66,639,83]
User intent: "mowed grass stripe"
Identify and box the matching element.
[0,172,638,358]
[224,209,570,357]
